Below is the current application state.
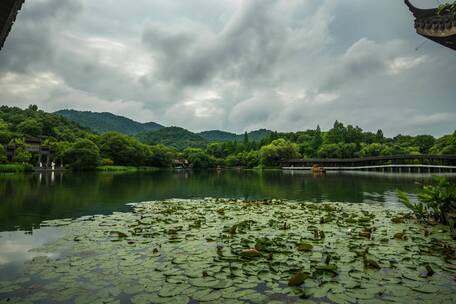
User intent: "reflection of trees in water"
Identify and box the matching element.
[0,171,449,232]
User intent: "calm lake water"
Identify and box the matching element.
[1,170,455,232]
[1,170,455,301]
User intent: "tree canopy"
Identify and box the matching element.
[0,105,455,170]
[63,139,101,171]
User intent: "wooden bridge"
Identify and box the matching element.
[282,155,456,173]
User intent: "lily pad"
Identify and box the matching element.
[297,242,314,252]
[288,272,309,286]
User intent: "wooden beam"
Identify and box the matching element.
[405,0,456,51]
[404,0,437,18]
[0,0,25,50]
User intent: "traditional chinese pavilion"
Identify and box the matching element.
[0,0,24,50]
[405,0,456,51]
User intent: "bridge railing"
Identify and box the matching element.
[281,154,456,168]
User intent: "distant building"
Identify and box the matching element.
[5,136,60,169]
[0,0,25,50]
[173,159,190,169]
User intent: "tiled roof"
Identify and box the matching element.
[405,0,456,51]
[0,0,25,50]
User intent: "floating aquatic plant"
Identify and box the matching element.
[0,198,455,303]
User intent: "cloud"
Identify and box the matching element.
[388,56,427,75]
[0,0,454,136]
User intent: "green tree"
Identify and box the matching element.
[345,125,363,144]
[326,121,346,144]
[413,135,435,154]
[206,143,229,158]
[13,147,32,163]
[0,131,12,145]
[147,144,176,167]
[393,135,415,148]
[0,144,6,163]
[298,141,315,158]
[242,151,260,168]
[28,105,38,111]
[310,126,323,156]
[260,139,299,166]
[53,126,77,142]
[406,146,421,155]
[98,132,148,166]
[360,143,383,157]
[0,119,8,130]
[63,139,100,170]
[340,143,358,158]
[440,145,456,154]
[184,148,216,169]
[226,151,260,168]
[378,145,395,156]
[317,144,342,158]
[54,141,72,164]
[376,130,384,143]
[363,132,377,144]
[430,132,456,155]
[17,118,43,137]
[243,132,249,145]
[225,154,239,167]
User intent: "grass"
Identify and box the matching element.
[96,165,160,172]
[0,163,34,173]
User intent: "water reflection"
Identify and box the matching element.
[0,228,64,281]
[0,170,454,232]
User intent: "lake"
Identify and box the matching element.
[2,170,453,232]
[1,170,455,303]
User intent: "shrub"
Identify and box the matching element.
[397,176,456,236]
[0,144,6,163]
[12,147,32,163]
[100,158,114,166]
[0,164,34,173]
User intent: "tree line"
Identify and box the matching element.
[0,106,455,170]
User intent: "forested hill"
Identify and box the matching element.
[137,127,208,150]
[198,129,273,142]
[55,110,163,135]
[136,128,273,150]
[198,130,238,142]
[0,105,91,143]
[1,105,455,171]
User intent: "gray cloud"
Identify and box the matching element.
[0,0,454,136]
[0,0,83,73]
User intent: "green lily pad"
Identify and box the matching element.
[191,289,223,302]
[297,242,314,252]
[288,271,309,287]
[1,198,455,304]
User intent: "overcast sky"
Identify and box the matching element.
[0,0,454,136]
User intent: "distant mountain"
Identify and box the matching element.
[55,109,163,135]
[245,129,274,141]
[199,129,273,142]
[55,109,274,147]
[198,130,238,142]
[137,127,207,150]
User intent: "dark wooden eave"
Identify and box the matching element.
[405,0,456,51]
[0,0,25,50]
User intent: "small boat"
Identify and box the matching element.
[312,164,326,175]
